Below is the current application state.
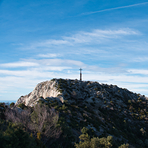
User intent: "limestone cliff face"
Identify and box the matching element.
[16,79,61,106]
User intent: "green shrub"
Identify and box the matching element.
[75,127,113,148]
[0,123,42,148]
[81,127,89,134]
[0,103,7,119]
[110,101,113,104]
[10,102,15,107]
[118,143,130,148]
[145,139,148,147]
[136,139,144,146]
[17,103,26,109]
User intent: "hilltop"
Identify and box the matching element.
[14,78,148,147]
[16,78,148,108]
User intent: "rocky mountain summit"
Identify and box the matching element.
[16,78,148,108]
[15,78,148,147]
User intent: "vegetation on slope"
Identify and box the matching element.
[0,102,61,148]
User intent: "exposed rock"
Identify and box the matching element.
[16,80,61,106]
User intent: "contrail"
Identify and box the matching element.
[81,2,148,15]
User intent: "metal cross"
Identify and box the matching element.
[79,68,82,81]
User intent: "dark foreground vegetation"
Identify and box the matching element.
[0,102,61,148]
[0,99,147,148]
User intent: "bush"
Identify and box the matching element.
[17,103,27,109]
[31,104,61,144]
[145,139,148,147]
[0,123,41,148]
[118,143,130,148]
[0,103,7,119]
[10,102,15,107]
[136,139,144,146]
[5,103,61,147]
[75,127,113,148]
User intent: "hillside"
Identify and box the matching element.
[15,78,148,147]
[14,78,148,147]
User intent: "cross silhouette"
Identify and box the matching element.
[79,68,82,81]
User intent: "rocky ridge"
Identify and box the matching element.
[16,78,147,109]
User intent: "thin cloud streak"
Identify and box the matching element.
[128,69,148,75]
[0,69,54,77]
[0,62,39,68]
[81,2,148,15]
[38,53,60,58]
[0,58,127,74]
[132,57,148,62]
[23,28,138,49]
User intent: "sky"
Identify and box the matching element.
[1,0,148,102]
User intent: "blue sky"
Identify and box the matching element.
[1,0,148,102]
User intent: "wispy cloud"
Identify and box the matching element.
[0,61,39,68]
[38,39,69,46]
[82,29,138,36]
[24,28,139,49]
[0,69,54,77]
[0,57,128,80]
[81,2,148,15]
[38,53,60,58]
[0,59,85,74]
[128,69,148,75]
[35,59,85,67]
[84,73,148,84]
[132,57,148,62]
[27,40,70,49]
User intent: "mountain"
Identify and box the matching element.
[15,78,148,147]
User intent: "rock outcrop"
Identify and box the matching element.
[16,79,61,106]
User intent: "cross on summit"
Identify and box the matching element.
[79,68,82,81]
